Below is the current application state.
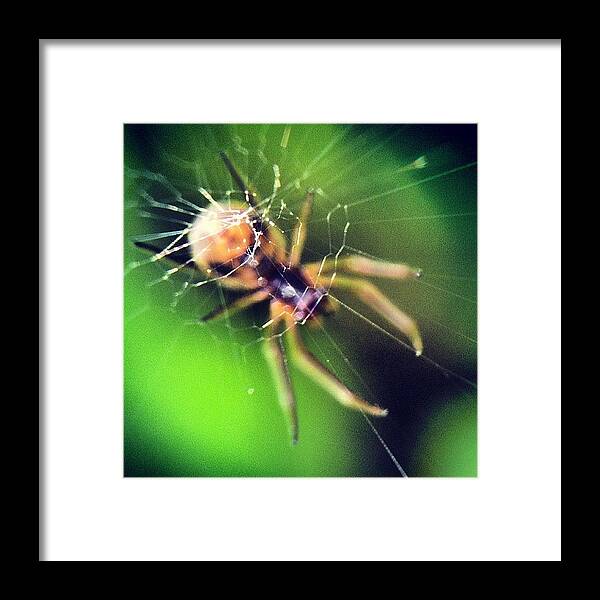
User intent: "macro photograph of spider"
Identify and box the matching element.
[124,123,477,477]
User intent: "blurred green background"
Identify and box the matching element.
[124,124,477,477]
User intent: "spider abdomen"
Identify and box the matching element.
[188,203,255,270]
[188,201,285,290]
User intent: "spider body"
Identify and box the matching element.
[188,200,333,322]
[262,266,330,323]
[136,152,424,444]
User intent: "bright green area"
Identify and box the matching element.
[124,124,477,477]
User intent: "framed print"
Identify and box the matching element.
[41,40,561,561]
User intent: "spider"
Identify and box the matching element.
[135,152,424,444]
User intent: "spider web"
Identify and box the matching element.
[124,124,477,477]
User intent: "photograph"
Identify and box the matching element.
[124,123,477,477]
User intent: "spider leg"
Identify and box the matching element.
[329,275,424,355]
[284,314,388,417]
[305,255,421,283]
[219,151,258,207]
[288,189,315,267]
[263,304,299,444]
[199,289,269,322]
